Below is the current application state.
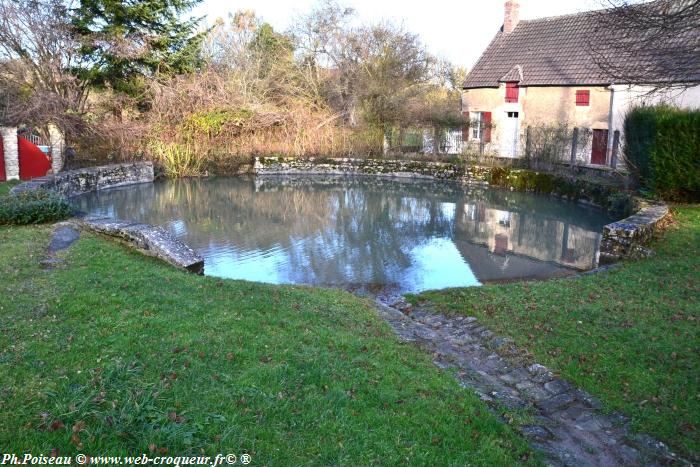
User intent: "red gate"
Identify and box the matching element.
[18,136,51,180]
[0,138,5,181]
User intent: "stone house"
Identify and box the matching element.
[462,0,700,166]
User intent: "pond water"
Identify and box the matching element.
[75,176,615,293]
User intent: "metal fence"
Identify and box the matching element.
[383,123,624,178]
[384,127,464,156]
[522,125,623,173]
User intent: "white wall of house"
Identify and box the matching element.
[462,84,613,163]
[610,84,700,139]
[461,84,522,157]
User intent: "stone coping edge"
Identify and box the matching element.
[599,203,670,264]
[9,162,204,274]
[253,156,482,181]
[81,218,204,274]
[10,162,154,198]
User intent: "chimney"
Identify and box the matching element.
[503,1,520,34]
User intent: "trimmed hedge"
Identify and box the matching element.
[625,106,700,201]
[0,190,75,225]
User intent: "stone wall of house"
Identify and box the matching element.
[461,85,613,162]
[1,127,19,180]
[10,162,154,197]
[522,86,611,130]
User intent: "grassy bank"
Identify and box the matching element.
[412,206,700,459]
[0,179,20,196]
[0,221,534,463]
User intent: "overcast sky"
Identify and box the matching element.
[195,0,602,68]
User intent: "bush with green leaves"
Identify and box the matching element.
[625,105,700,201]
[0,190,75,225]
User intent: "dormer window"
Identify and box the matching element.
[505,82,519,103]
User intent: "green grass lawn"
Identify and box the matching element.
[0,179,20,196]
[0,222,535,464]
[412,206,700,460]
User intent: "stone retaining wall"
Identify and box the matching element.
[10,162,154,197]
[599,204,670,264]
[256,156,668,264]
[8,162,205,274]
[9,159,667,270]
[254,157,491,183]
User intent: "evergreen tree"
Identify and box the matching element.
[72,0,205,95]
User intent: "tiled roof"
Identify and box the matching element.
[499,65,523,83]
[463,5,700,88]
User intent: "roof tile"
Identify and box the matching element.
[463,5,700,88]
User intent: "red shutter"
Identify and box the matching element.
[462,111,470,142]
[505,82,519,103]
[483,112,492,143]
[576,90,590,106]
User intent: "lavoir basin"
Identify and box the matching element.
[75,176,615,294]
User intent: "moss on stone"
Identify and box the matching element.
[488,167,635,218]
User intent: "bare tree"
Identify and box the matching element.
[290,1,437,127]
[590,0,700,89]
[0,0,91,133]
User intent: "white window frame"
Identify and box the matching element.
[471,112,484,141]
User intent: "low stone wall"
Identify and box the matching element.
[82,218,204,274]
[10,162,154,197]
[9,159,666,271]
[599,204,670,264]
[254,157,491,183]
[256,156,668,265]
[9,162,204,274]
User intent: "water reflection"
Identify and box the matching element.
[75,176,614,293]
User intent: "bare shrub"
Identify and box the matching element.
[144,69,382,175]
[523,123,591,172]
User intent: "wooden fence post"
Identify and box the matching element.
[525,126,532,167]
[611,130,620,169]
[570,127,579,173]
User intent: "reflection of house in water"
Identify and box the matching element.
[454,201,601,282]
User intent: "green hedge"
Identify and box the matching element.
[0,190,75,225]
[625,106,700,201]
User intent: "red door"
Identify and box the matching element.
[591,129,609,165]
[494,234,509,255]
[18,136,51,180]
[0,138,5,181]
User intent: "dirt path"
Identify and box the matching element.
[375,298,689,466]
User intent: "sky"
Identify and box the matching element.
[194,0,601,68]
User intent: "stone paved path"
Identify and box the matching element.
[41,222,81,268]
[374,298,689,467]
